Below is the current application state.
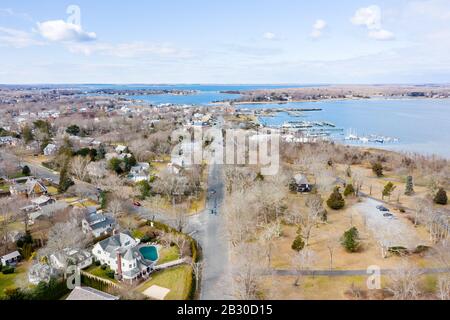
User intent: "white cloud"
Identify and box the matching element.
[369,29,395,40]
[68,41,191,59]
[351,5,394,41]
[36,20,96,42]
[263,32,276,40]
[311,19,327,38]
[0,26,43,48]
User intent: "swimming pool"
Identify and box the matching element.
[139,246,158,261]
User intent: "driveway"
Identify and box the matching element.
[354,198,426,249]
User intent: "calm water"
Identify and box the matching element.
[250,99,450,158]
[80,84,320,106]
[77,84,449,158]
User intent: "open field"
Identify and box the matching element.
[136,265,193,300]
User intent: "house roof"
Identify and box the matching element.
[1,251,21,261]
[31,195,51,206]
[294,174,309,185]
[97,232,135,255]
[66,286,119,300]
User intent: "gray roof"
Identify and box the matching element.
[98,232,134,255]
[1,251,21,261]
[66,286,119,301]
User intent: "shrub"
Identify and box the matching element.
[327,187,345,210]
[100,264,107,270]
[341,227,360,253]
[388,246,409,256]
[372,162,383,177]
[343,184,355,197]
[413,245,430,254]
[105,268,115,279]
[291,235,305,252]
[2,266,15,274]
[22,165,31,176]
[95,260,101,266]
[434,188,448,205]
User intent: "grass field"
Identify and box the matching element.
[157,246,180,265]
[137,265,193,300]
[0,265,28,298]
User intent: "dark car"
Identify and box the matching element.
[383,213,394,218]
[133,201,142,207]
[377,205,389,212]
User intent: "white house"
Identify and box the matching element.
[129,162,150,183]
[43,144,58,156]
[49,248,93,270]
[1,251,21,266]
[81,208,116,238]
[115,145,128,154]
[92,232,154,282]
[28,263,58,285]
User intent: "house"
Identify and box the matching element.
[49,248,93,270]
[115,145,128,154]
[66,286,119,300]
[129,162,150,183]
[28,263,58,285]
[10,178,48,197]
[43,143,58,156]
[92,232,154,282]
[0,136,19,146]
[31,195,55,207]
[290,174,312,193]
[28,200,69,225]
[1,251,21,266]
[82,208,116,238]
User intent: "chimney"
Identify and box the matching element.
[116,252,123,280]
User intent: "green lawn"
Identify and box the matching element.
[137,265,193,300]
[157,246,180,265]
[84,265,118,284]
[0,265,27,298]
[0,184,10,192]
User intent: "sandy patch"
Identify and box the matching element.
[143,285,171,300]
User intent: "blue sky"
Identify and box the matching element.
[1,0,450,84]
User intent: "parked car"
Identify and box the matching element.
[383,213,394,218]
[133,201,142,207]
[377,205,389,212]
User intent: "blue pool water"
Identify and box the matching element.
[139,246,159,261]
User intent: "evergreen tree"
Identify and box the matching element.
[341,227,360,253]
[291,235,305,252]
[405,176,414,196]
[382,182,396,200]
[327,187,345,210]
[343,184,355,197]
[434,188,448,205]
[372,162,383,177]
[58,158,74,193]
[21,124,34,144]
[22,165,31,176]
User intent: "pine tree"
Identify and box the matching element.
[372,162,383,177]
[58,158,74,193]
[434,188,448,205]
[382,182,396,200]
[405,176,414,196]
[327,187,345,210]
[291,235,305,252]
[343,184,355,197]
[341,227,360,252]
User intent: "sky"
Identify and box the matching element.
[1,0,450,84]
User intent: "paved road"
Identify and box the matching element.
[197,162,233,300]
[1,151,60,184]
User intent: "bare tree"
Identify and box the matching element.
[191,261,204,292]
[387,262,422,300]
[232,242,266,300]
[291,248,316,287]
[107,196,124,219]
[70,155,91,181]
[39,217,87,258]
